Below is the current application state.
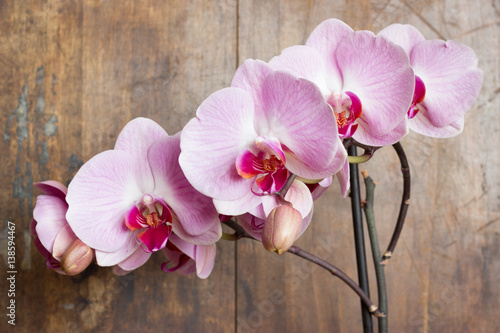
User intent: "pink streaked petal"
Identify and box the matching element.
[148,134,221,240]
[117,246,152,271]
[377,24,426,55]
[35,181,67,201]
[235,149,265,179]
[268,45,331,95]
[255,136,286,163]
[311,176,333,201]
[261,71,339,171]
[284,139,347,180]
[66,150,144,252]
[125,205,148,231]
[168,233,196,259]
[338,31,414,136]
[34,195,69,253]
[336,160,351,198]
[173,214,222,246]
[231,59,273,126]
[52,224,78,261]
[409,105,464,138]
[264,180,313,219]
[95,230,141,267]
[248,203,267,220]
[213,189,263,216]
[238,213,265,241]
[305,19,353,91]
[195,244,216,279]
[114,118,167,194]
[354,117,409,147]
[297,206,314,238]
[255,174,274,193]
[410,40,483,127]
[179,87,258,201]
[271,168,289,193]
[137,224,172,253]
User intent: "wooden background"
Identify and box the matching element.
[1,0,498,332]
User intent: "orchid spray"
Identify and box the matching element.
[31,18,482,332]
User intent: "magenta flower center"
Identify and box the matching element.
[235,136,289,195]
[408,76,426,119]
[327,91,363,139]
[125,194,173,253]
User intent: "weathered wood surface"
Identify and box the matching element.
[1,0,498,332]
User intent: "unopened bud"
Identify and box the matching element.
[262,205,303,255]
[60,239,94,276]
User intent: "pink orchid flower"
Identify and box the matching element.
[66,118,221,275]
[265,19,415,147]
[31,181,94,275]
[179,70,346,221]
[378,24,484,137]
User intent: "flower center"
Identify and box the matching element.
[327,91,362,139]
[235,136,289,195]
[125,195,173,253]
[408,76,426,119]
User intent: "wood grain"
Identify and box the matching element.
[1,0,499,332]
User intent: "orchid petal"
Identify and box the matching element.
[195,244,216,279]
[94,230,141,267]
[125,205,148,231]
[235,148,266,179]
[179,87,258,201]
[409,105,464,138]
[261,71,339,172]
[116,246,152,271]
[34,195,69,253]
[377,24,426,55]
[66,150,144,252]
[268,45,331,95]
[410,40,483,127]
[169,234,196,259]
[338,30,414,137]
[213,189,263,216]
[310,176,333,201]
[173,213,222,246]
[34,181,67,201]
[354,117,409,146]
[305,19,353,91]
[254,136,286,163]
[336,160,351,198]
[148,134,221,241]
[137,224,172,253]
[261,180,313,219]
[238,213,265,241]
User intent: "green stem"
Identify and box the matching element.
[362,171,388,333]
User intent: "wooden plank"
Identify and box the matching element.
[1,0,237,331]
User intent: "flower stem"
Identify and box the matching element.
[381,142,411,264]
[362,170,388,333]
[221,219,385,318]
[348,145,374,333]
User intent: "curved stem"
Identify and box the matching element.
[221,219,385,318]
[362,171,388,333]
[381,142,411,264]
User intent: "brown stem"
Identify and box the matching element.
[381,142,411,265]
[221,219,385,318]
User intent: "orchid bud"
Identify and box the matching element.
[60,239,94,276]
[262,205,303,255]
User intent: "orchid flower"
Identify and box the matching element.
[179,70,346,223]
[266,19,415,147]
[66,118,221,276]
[378,24,484,137]
[31,181,94,275]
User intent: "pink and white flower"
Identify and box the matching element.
[31,180,94,275]
[265,19,415,147]
[179,70,346,222]
[66,118,221,276]
[378,24,483,137]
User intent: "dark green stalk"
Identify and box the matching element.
[362,171,388,333]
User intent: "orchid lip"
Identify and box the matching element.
[327,91,362,139]
[408,76,426,119]
[235,137,289,195]
[125,195,173,253]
